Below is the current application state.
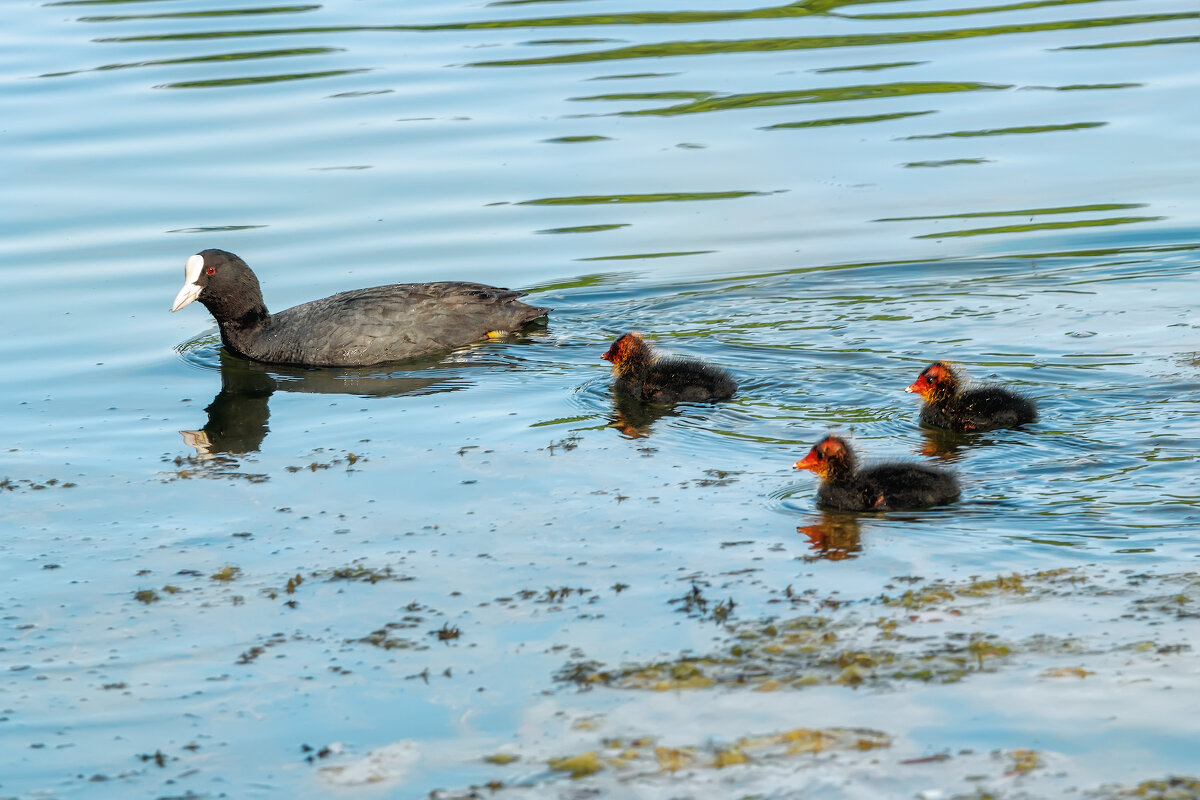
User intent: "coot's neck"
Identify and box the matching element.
[823,452,858,485]
[616,341,654,379]
[203,296,271,356]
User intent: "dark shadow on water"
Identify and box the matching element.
[796,512,863,561]
[181,350,462,455]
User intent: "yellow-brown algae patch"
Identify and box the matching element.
[1042,666,1093,678]
[211,565,241,582]
[655,746,695,773]
[963,573,1027,596]
[1106,776,1200,798]
[1005,748,1042,775]
[483,753,518,765]
[779,728,835,754]
[651,675,715,691]
[547,751,600,778]
[712,747,748,768]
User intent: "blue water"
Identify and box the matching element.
[1,0,1199,797]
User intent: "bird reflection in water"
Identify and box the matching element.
[606,394,680,438]
[180,351,461,457]
[796,512,862,561]
[915,427,972,461]
[915,426,1018,461]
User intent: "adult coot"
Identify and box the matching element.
[793,434,960,511]
[171,249,549,367]
[906,361,1036,432]
[601,332,737,404]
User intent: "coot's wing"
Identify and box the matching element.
[263,282,547,366]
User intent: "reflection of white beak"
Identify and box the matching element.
[180,429,213,457]
[171,253,205,312]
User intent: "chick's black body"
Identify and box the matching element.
[908,361,1036,432]
[602,333,736,404]
[795,435,960,512]
[918,387,1037,432]
[816,463,960,512]
[172,249,548,367]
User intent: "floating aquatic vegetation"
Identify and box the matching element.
[431,725,888,797]
[236,632,291,665]
[317,741,419,787]
[353,603,438,652]
[285,449,363,472]
[667,582,737,623]
[160,452,270,483]
[322,563,415,584]
[0,476,77,492]
[557,568,1191,693]
[1128,574,1200,620]
[433,622,462,642]
[1097,776,1200,800]
[483,753,519,765]
[211,565,241,582]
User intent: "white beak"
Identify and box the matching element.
[904,386,915,394]
[171,254,205,312]
[172,282,202,312]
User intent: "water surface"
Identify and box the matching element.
[1,0,1199,797]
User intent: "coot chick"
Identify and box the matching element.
[793,434,960,512]
[601,332,737,403]
[906,361,1036,432]
[171,249,549,367]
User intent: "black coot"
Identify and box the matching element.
[171,249,549,367]
[793,434,960,511]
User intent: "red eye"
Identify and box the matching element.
[206,266,215,275]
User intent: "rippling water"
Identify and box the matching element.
[2,0,1199,797]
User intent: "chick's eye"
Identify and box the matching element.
[206,266,215,275]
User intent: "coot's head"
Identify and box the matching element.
[172,249,267,323]
[602,332,650,374]
[793,434,856,481]
[906,361,959,401]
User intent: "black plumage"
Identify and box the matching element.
[793,435,960,512]
[906,361,1036,432]
[601,332,736,404]
[171,249,548,367]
